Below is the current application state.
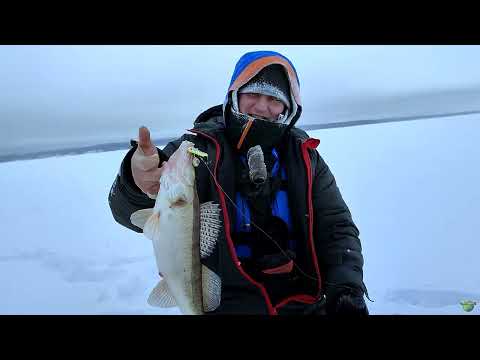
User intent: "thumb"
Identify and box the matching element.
[138,126,156,156]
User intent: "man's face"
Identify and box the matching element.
[238,93,286,122]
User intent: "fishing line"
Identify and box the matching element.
[198,157,319,283]
[197,156,374,302]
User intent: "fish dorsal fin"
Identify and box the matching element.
[200,202,222,259]
[148,279,177,308]
[130,208,154,230]
[202,265,221,312]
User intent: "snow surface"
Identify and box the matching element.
[0,114,479,314]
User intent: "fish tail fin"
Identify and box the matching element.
[202,265,221,312]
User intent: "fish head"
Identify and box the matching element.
[159,140,197,207]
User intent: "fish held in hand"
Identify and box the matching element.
[130,140,222,315]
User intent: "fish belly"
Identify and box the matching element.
[152,196,202,314]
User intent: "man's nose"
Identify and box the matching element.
[253,96,269,114]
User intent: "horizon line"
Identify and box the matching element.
[1,109,479,163]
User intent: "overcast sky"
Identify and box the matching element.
[1,45,480,155]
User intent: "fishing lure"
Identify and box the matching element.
[188,147,208,167]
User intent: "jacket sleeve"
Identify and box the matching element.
[107,135,192,233]
[311,151,368,298]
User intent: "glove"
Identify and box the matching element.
[334,293,369,316]
[303,296,327,315]
[325,285,369,316]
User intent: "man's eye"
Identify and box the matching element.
[247,93,259,98]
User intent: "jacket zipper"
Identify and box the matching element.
[273,138,323,312]
[190,130,324,313]
[299,138,323,296]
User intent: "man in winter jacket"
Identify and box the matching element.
[108,50,369,315]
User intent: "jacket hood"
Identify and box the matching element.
[222,51,302,126]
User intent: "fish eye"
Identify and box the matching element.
[171,198,188,208]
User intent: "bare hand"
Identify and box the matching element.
[131,127,164,198]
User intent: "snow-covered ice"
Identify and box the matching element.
[0,114,478,314]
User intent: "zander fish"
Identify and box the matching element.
[130,140,222,315]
